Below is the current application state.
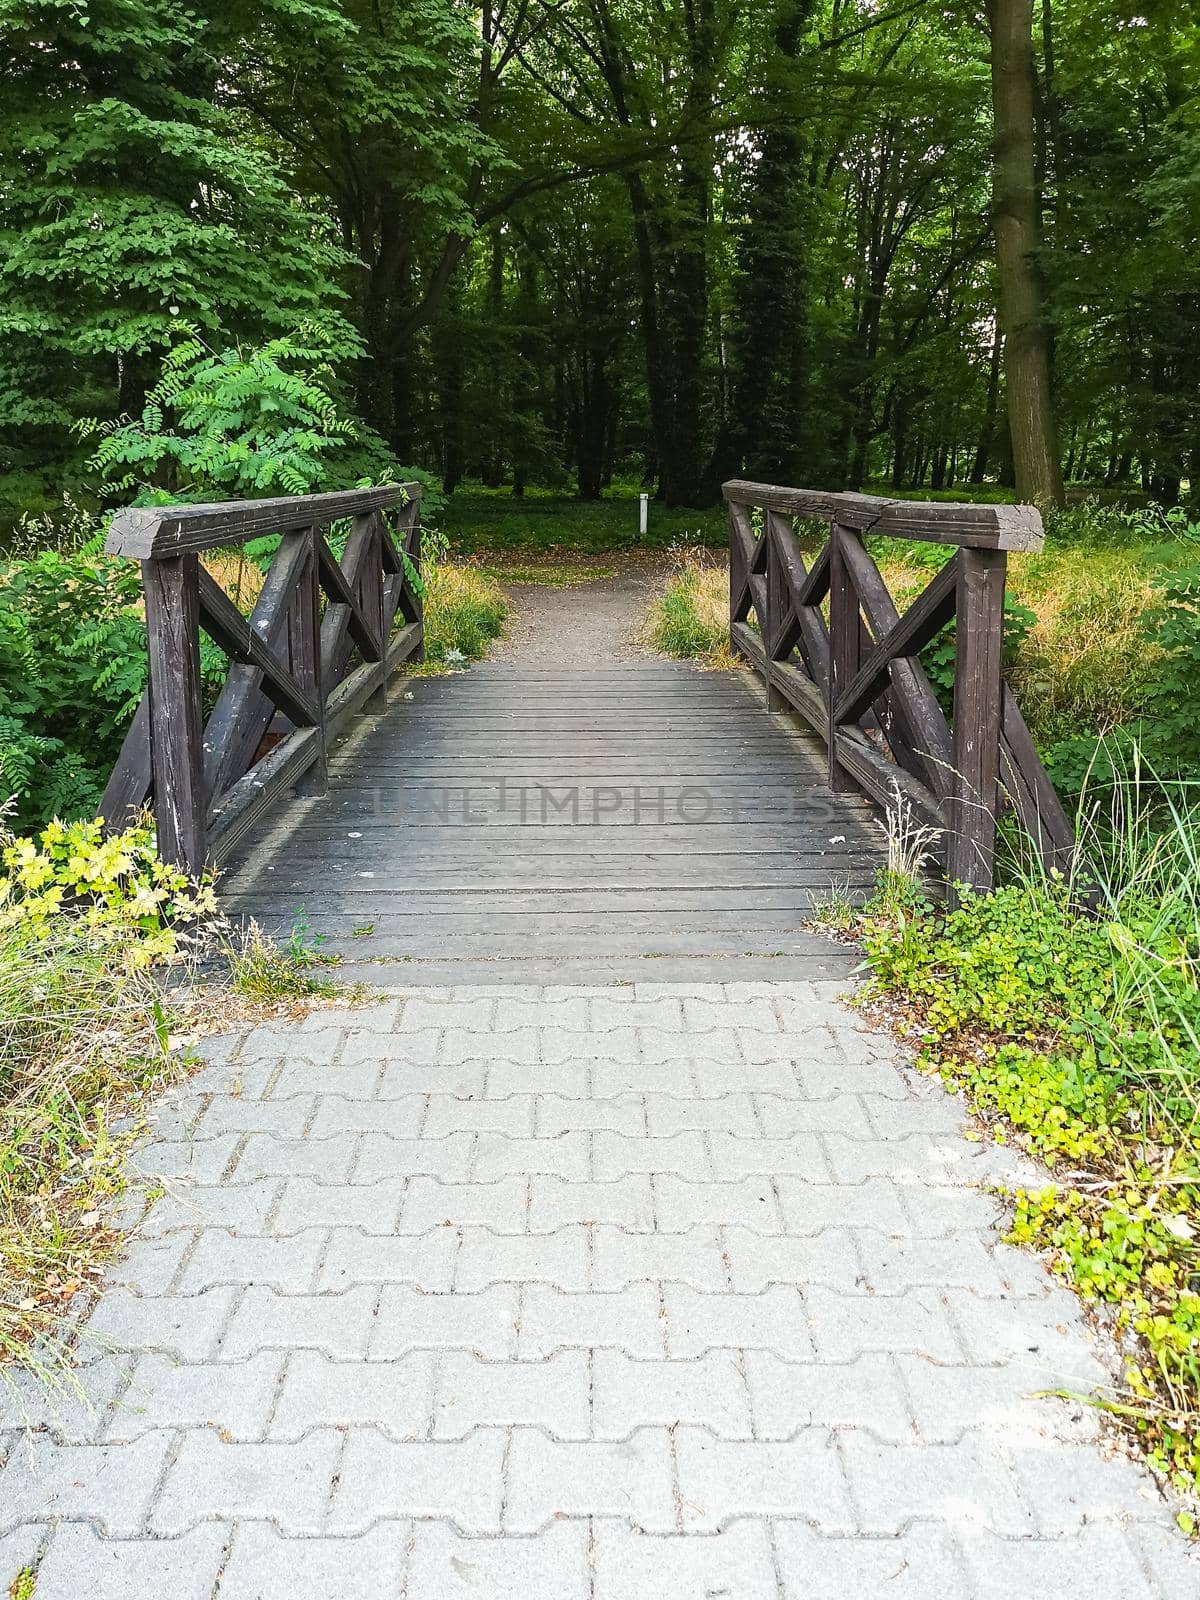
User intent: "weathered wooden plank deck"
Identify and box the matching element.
[220,661,879,984]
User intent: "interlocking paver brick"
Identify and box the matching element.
[33,1524,228,1600]
[473,1133,589,1181]
[746,1350,913,1440]
[591,1520,779,1600]
[503,1429,677,1532]
[591,1224,729,1292]
[0,1433,170,1536]
[139,1178,280,1238]
[220,1524,412,1600]
[424,1095,535,1137]
[517,1284,665,1359]
[593,1131,711,1180]
[487,1057,589,1097]
[178,1229,323,1293]
[856,1232,1010,1295]
[434,1351,590,1438]
[536,1093,645,1136]
[963,1526,1160,1600]
[644,1091,758,1137]
[529,1175,654,1231]
[309,1094,426,1137]
[329,1430,506,1535]
[726,1225,864,1291]
[592,1351,752,1438]
[675,1426,852,1530]
[353,1132,474,1182]
[773,1522,964,1598]
[370,1285,518,1360]
[456,1227,588,1291]
[86,1287,237,1361]
[105,1353,283,1442]
[274,1177,406,1235]
[898,1354,1102,1444]
[153,1431,341,1535]
[235,1132,358,1181]
[4,979,1195,1598]
[271,1351,435,1439]
[840,1432,1032,1534]
[709,1132,827,1181]
[401,1176,529,1233]
[406,1522,589,1599]
[654,1176,783,1232]
[805,1285,963,1362]
[776,1175,909,1235]
[195,1093,314,1138]
[319,1226,458,1291]
[0,1526,48,1596]
[221,1286,378,1359]
[663,1286,812,1360]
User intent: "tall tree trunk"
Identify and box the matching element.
[969,331,1002,482]
[989,0,1064,506]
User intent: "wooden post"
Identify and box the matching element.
[764,512,786,713]
[142,554,206,874]
[292,528,328,797]
[402,504,425,664]
[826,524,861,792]
[948,547,1007,892]
[728,500,747,662]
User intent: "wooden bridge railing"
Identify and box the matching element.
[99,484,423,876]
[723,480,1074,891]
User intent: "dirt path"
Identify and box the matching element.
[489,553,673,667]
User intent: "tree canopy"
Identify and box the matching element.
[2,0,1197,510]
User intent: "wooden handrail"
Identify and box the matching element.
[98,483,424,875]
[724,480,1073,893]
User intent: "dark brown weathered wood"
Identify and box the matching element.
[142,555,206,872]
[101,483,424,871]
[106,483,421,558]
[723,480,1044,550]
[726,478,1070,889]
[826,526,862,793]
[197,568,320,728]
[948,547,1007,891]
[96,691,152,827]
[292,531,328,797]
[202,531,313,806]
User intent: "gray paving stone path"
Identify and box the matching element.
[2,982,1197,1598]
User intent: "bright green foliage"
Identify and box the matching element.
[0,538,150,827]
[0,817,217,963]
[856,770,1200,1492]
[0,0,356,490]
[81,326,366,501]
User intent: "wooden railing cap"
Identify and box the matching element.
[721,480,1044,552]
[105,482,422,559]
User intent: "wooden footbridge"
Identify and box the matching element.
[99,481,1072,984]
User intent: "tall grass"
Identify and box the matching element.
[420,561,507,666]
[0,921,181,1373]
[647,549,738,665]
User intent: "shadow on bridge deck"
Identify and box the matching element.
[219,662,881,985]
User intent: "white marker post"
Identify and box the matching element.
[639,493,649,536]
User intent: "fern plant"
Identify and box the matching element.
[79,325,365,502]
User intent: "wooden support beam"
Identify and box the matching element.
[827,525,862,793]
[948,547,1007,892]
[142,555,206,874]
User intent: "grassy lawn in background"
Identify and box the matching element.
[435,484,727,555]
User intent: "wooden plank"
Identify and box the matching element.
[722,480,1044,551]
[948,548,1007,891]
[827,525,862,793]
[209,727,323,865]
[202,530,313,807]
[291,531,328,798]
[96,692,152,828]
[106,483,420,558]
[834,555,959,726]
[142,555,206,873]
[196,567,320,727]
